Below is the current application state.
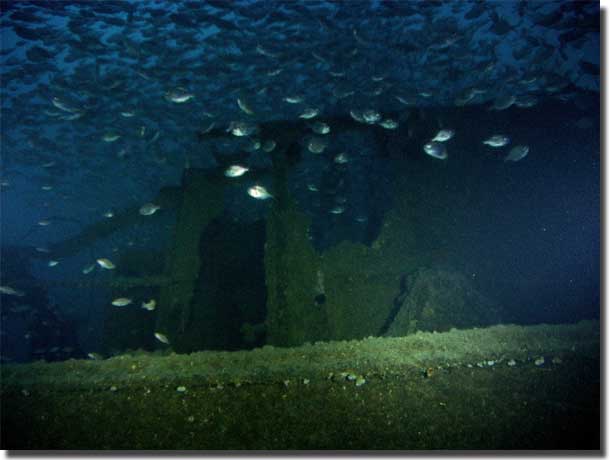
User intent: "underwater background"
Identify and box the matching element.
[0,0,601,451]
[0,0,599,362]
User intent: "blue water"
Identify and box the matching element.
[0,0,600,362]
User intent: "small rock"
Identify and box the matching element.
[176,386,187,393]
[109,385,118,392]
[534,357,545,366]
[303,378,310,385]
[507,359,517,367]
[355,376,366,387]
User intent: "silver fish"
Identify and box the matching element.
[423,142,448,160]
[504,145,529,162]
[139,203,161,216]
[334,152,349,164]
[154,332,170,344]
[491,95,516,111]
[432,129,455,142]
[237,97,255,115]
[299,108,319,119]
[247,185,273,200]
[96,258,116,270]
[225,165,249,178]
[165,88,195,103]
[350,110,365,123]
[229,121,258,137]
[379,119,398,129]
[0,286,25,297]
[283,95,304,104]
[112,297,132,307]
[361,110,381,124]
[262,140,276,152]
[82,263,96,275]
[51,97,80,113]
[307,136,327,154]
[483,135,510,147]
[102,132,121,142]
[311,122,330,134]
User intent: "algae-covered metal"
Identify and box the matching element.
[0,321,600,450]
